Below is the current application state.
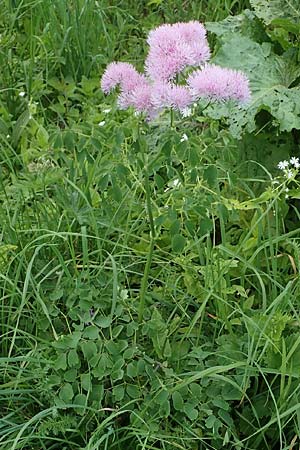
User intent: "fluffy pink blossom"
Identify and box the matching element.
[151,82,193,112]
[151,82,173,109]
[128,84,153,113]
[101,62,147,94]
[187,64,251,103]
[168,85,193,111]
[145,21,210,82]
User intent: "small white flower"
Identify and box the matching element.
[103,108,111,114]
[6,134,10,139]
[180,133,188,142]
[181,107,192,118]
[290,157,300,168]
[98,121,105,127]
[19,91,26,97]
[287,170,293,179]
[277,160,289,170]
[172,178,181,187]
[285,188,289,192]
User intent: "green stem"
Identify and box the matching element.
[138,151,156,324]
[170,108,174,128]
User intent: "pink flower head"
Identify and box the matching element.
[174,21,210,64]
[151,82,193,112]
[117,82,154,117]
[151,81,173,109]
[101,62,147,94]
[168,85,193,111]
[145,21,210,82]
[187,64,251,103]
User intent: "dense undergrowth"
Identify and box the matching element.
[1,1,300,449]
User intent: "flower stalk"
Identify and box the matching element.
[138,145,156,324]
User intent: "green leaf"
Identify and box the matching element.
[94,316,112,328]
[127,362,138,378]
[83,326,99,340]
[208,34,300,136]
[59,383,74,402]
[56,353,67,370]
[184,403,198,421]
[250,0,300,26]
[172,391,184,411]
[81,341,97,362]
[204,165,218,188]
[113,385,125,401]
[73,393,87,415]
[36,125,49,147]
[126,384,140,399]
[64,369,77,382]
[172,234,186,253]
[81,373,91,391]
[67,349,80,368]
[53,332,81,350]
[159,399,170,418]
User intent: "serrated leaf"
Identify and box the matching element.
[208,35,300,136]
[250,0,300,25]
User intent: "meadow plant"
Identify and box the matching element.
[101,21,250,120]
[101,21,250,323]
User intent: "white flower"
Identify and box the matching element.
[19,91,26,97]
[98,121,106,127]
[290,157,300,168]
[103,108,111,114]
[180,133,188,142]
[171,178,181,187]
[277,160,289,170]
[181,107,192,118]
[287,170,293,179]
[164,178,181,192]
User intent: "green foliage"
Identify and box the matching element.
[206,4,300,138]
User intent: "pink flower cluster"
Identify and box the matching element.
[101,21,250,119]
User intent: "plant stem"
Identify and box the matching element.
[138,149,156,324]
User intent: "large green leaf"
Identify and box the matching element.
[250,0,300,25]
[205,35,300,137]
